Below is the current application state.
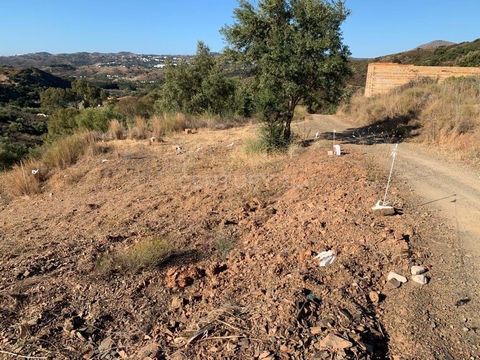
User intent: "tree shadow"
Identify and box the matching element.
[320,113,421,145]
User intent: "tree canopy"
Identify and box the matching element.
[223,0,351,148]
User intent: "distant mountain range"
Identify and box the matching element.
[0,52,193,69]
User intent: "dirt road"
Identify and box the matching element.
[301,115,480,270]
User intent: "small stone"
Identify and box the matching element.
[412,274,428,285]
[118,350,128,359]
[387,271,407,283]
[411,265,427,275]
[388,278,401,289]
[98,336,113,354]
[259,350,271,359]
[317,333,353,350]
[463,327,470,332]
[310,327,322,335]
[135,342,160,359]
[171,296,183,310]
[368,291,380,304]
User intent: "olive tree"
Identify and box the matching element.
[222,0,351,148]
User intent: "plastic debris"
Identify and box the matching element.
[101,159,109,163]
[31,169,39,175]
[226,142,234,148]
[314,250,336,267]
[314,131,320,140]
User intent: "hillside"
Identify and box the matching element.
[0,124,476,359]
[0,67,70,106]
[348,38,480,89]
[415,40,456,50]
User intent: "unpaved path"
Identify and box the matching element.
[301,114,480,268]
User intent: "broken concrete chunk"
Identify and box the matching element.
[411,265,427,275]
[387,271,407,283]
[412,274,429,285]
[372,200,395,216]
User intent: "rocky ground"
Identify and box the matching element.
[0,125,478,359]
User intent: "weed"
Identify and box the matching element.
[98,238,173,273]
[215,233,237,259]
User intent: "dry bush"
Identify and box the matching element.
[2,160,42,197]
[42,132,99,170]
[339,77,480,158]
[108,119,124,140]
[128,116,148,140]
[97,238,172,273]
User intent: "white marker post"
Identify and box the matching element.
[372,143,398,216]
[383,143,399,206]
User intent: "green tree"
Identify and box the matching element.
[155,41,237,116]
[222,0,351,148]
[72,79,107,108]
[47,108,81,137]
[40,87,75,111]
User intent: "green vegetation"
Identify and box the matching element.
[223,0,351,150]
[155,42,241,117]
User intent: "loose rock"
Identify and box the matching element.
[387,271,407,283]
[412,274,429,285]
[317,333,353,350]
[411,265,427,275]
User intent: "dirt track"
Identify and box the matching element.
[303,115,480,268]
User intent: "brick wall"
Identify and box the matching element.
[364,62,480,97]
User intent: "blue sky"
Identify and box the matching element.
[0,0,478,57]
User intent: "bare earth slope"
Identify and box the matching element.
[0,123,479,359]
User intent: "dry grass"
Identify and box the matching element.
[1,160,42,197]
[97,238,173,273]
[339,77,480,161]
[108,119,124,140]
[42,132,99,170]
[128,116,148,140]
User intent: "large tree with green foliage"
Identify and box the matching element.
[223,0,351,148]
[155,42,237,116]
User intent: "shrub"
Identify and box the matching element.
[42,132,98,170]
[75,107,120,132]
[2,160,42,197]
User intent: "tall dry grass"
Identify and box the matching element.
[339,77,480,161]
[42,132,99,170]
[128,116,148,140]
[108,119,124,140]
[1,160,42,197]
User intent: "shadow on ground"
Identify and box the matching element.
[319,114,421,145]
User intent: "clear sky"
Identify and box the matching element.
[0,0,479,58]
